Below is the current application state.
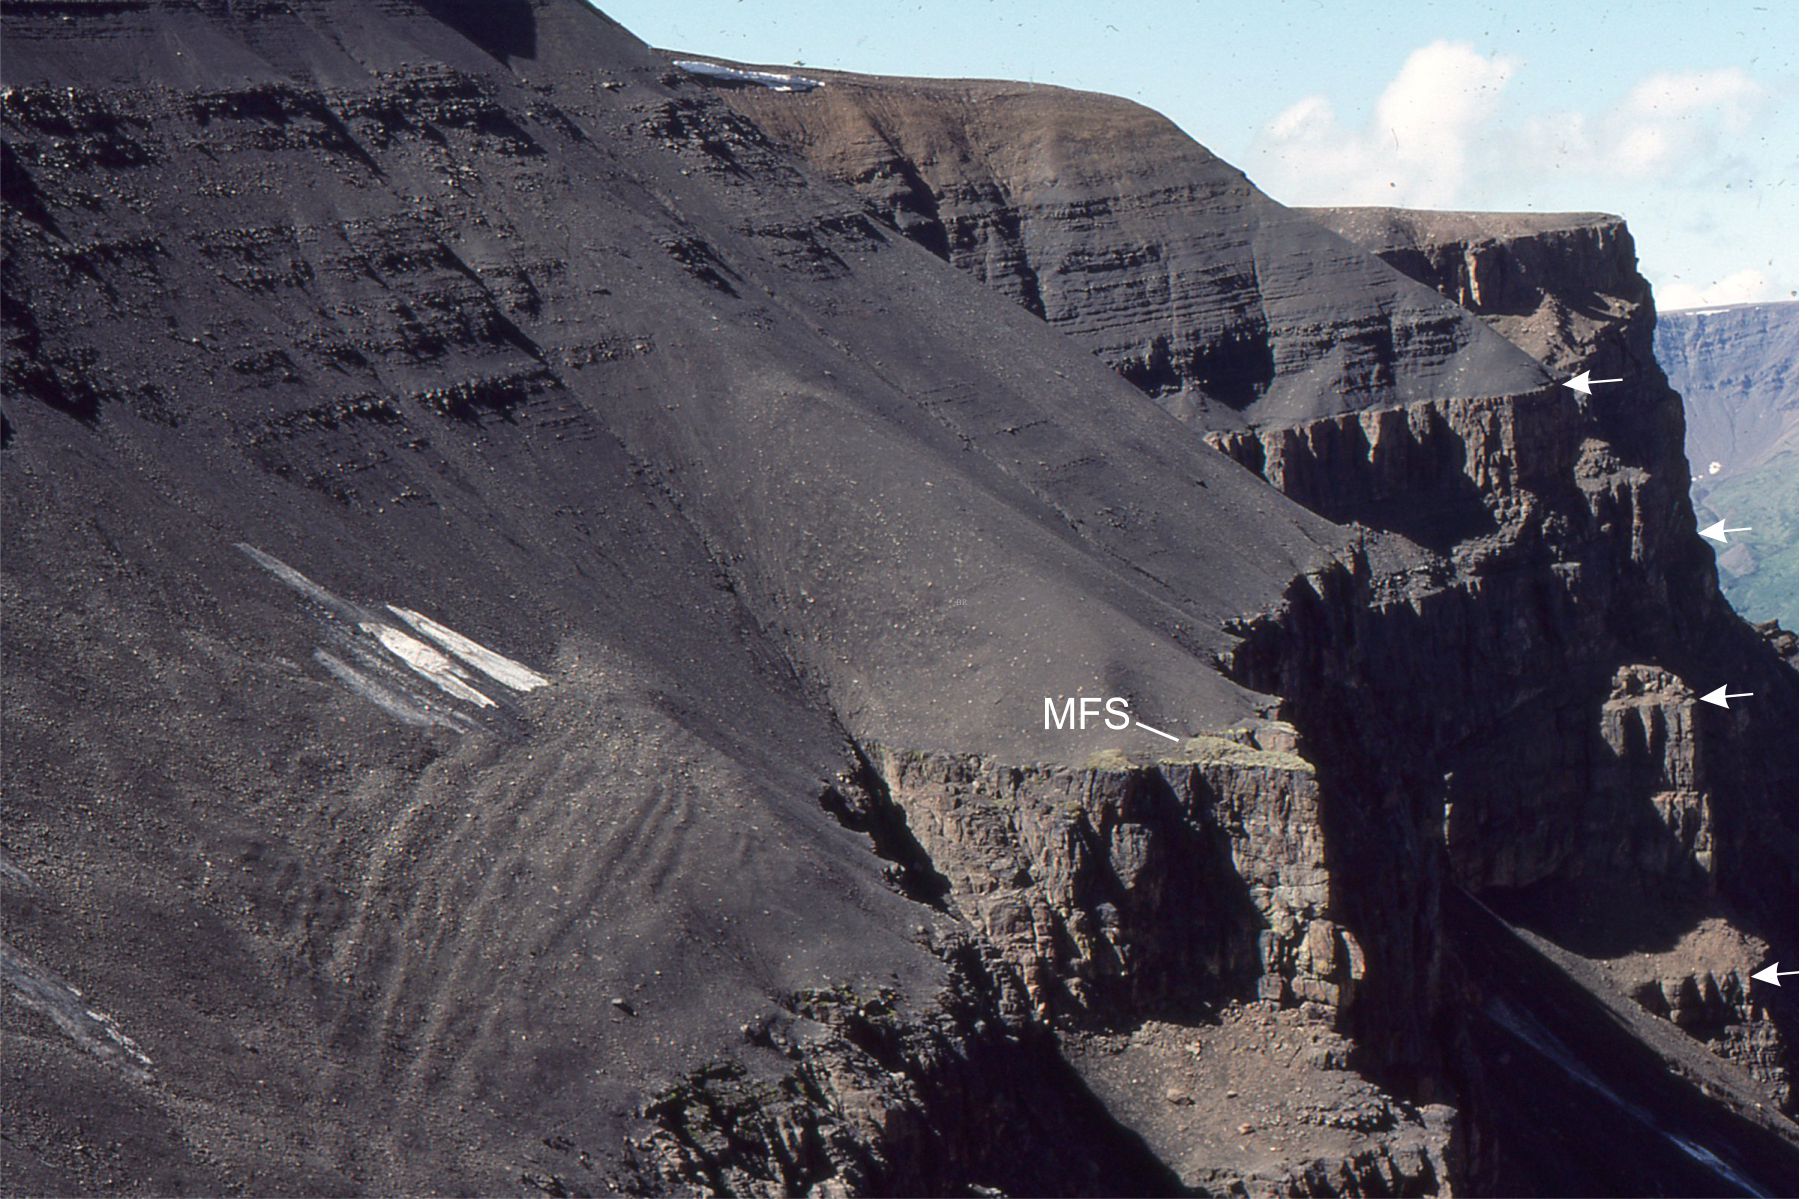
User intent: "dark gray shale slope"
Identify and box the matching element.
[0,3,1393,1194]
[703,54,1800,1189]
[0,6,1796,1198]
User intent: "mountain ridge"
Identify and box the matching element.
[1,7,1796,1195]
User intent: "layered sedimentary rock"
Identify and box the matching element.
[859,731,1358,1021]
[1,8,1797,1198]
[0,6,1376,1193]
[1656,300,1800,483]
[1304,208,1650,379]
[703,66,1547,431]
[704,54,1800,1147]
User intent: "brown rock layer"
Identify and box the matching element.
[700,57,1800,1140]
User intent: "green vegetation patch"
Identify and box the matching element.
[1696,447,1800,631]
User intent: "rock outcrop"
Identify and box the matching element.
[1655,300,1800,483]
[1,7,1797,1197]
[705,54,1801,1160]
[853,732,1359,1022]
[1304,208,1651,379]
[701,66,1547,431]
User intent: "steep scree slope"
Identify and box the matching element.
[0,3,1461,1195]
[700,65,1549,432]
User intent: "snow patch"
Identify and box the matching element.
[388,606,550,692]
[315,650,462,730]
[239,545,550,731]
[674,59,822,92]
[361,622,497,708]
[238,542,365,622]
[1,942,153,1080]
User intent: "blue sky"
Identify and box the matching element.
[599,0,1798,309]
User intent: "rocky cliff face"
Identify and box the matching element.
[705,67,1547,432]
[1298,210,1797,1019]
[1304,208,1652,380]
[703,55,1800,1175]
[1,8,1796,1197]
[1656,301,1800,482]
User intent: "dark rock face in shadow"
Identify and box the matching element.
[417,0,538,64]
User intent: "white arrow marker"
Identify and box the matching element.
[1699,685,1753,708]
[1699,518,1753,544]
[1563,370,1623,396]
[1134,720,1182,743]
[1754,963,1797,986]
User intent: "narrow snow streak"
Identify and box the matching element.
[1486,1000,1762,1197]
[315,650,458,729]
[388,605,550,692]
[237,543,365,622]
[360,622,497,708]
[0,941,153,1080]
[673,59,823,91]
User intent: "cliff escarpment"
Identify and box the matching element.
[0,7,1796,1196]
[1304,208,1651,379]
[1288,212,1797,1077]
[702,65,1547,431]
[703,54,1800,1166]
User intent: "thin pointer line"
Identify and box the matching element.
[1135,720,1181,743]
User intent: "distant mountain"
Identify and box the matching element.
[1655,302,1800,630]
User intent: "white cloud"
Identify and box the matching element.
[1654,269,1774,311]
[1250,50,1768,203]
[1251,40,1517,207]
[1239,45,1793,304]
[1577,68,1762,180]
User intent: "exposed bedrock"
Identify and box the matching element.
[1303,209,1651,381]
[844,737,1361,1023]
[705,66,1547,430]
[2,3,1796,1191]
[707,64,1797,1117]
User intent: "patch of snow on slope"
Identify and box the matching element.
[314,650,463,730]
[0,940,153,1080]
[238,542,365,622]
[388,605,550,692]
[674,59,822,92]
[360,622,496,708]
[238,545,548,729]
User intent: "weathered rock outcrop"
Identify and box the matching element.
[1221,208,1799,1112]
[1,6,1796,1196]
[1304,208,1651,380]
[701,65,1547,430]
[853,732,1360,1022]
[706,55,1800,1160]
